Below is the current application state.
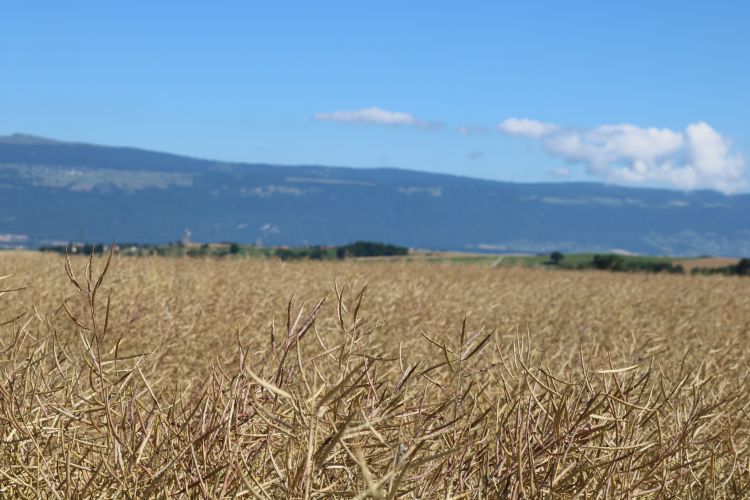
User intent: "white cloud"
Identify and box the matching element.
[315,106,439,129]
[498,118,747,194]
[498,118,559,138]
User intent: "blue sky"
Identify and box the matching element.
[2,2,748,192]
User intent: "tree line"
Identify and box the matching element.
[38,241,409,261]
[547,252,749,276]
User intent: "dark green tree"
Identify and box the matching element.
[549,251,565,265]
[592,254,626,271]
[336,241,408,259]
[737,258,750,276]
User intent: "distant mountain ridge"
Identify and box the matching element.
[1,133,749,255]
[0,133,62,145]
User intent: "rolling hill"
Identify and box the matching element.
[1,133,749,255]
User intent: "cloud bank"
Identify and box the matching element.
[315,107,440,129]
[498,118,746,194]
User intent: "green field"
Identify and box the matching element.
[404,252,687,267]
[494,252,681,267]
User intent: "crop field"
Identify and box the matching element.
[1,252,749,497]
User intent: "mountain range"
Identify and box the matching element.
[1,133,748,256]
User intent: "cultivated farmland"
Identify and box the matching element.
[1,252,749,497]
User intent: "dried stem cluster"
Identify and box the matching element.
[0,253,748,497]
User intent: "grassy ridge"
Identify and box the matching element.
[0,253,749,496]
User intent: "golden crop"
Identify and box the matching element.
[1,252,749,498]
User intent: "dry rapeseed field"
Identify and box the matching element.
[1,251,749,498]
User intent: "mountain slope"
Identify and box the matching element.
[1,134,749,255]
